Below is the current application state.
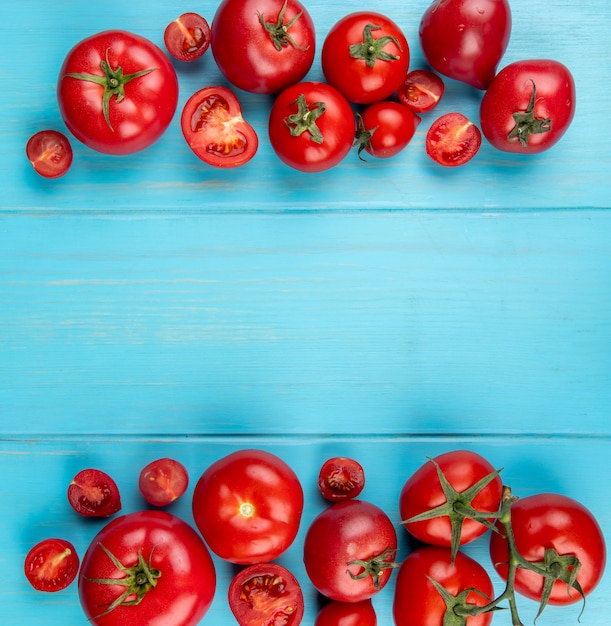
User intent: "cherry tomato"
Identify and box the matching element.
[268,81,354,173]
[303,499,398,603]
[192,449,304,564]
[419,0,511,90]
[181,86,258,168]
[315,599,377,625]
[393,546,494,626]
[479,59,576,154]
[164,12,211,62]
[228,562,304,625]
[322,12,409,104]
[318,457,366,501]
[425,113,482,167]
[67,468,121,517]
[355,101,420,160]
[138,457,189,507]
[78,510,215,625]
[490,493,606,605]
[211,0,315,94]
[25,130,73,178]
[24,538,79,592]
[58,30,178,155]
[397,69,445,113]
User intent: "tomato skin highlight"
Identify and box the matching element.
[24,538,79,592]
[138,457,189,506]
[26,130,73,178]
[397,69,445,113]
[425,113,482,167]
[67,468,121,517]
[489,493,606,605]
[164,12,211,62]
[315,599,377,625]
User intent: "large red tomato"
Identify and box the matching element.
[211,0,315,94]
[192,449,304,564]
[78,510,216,626]
[58,30,178,155]
[419,0,511,89]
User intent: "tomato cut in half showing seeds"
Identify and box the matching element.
[181,86,258,167]
[67,468,122,517]
[164,12,211,62]
[228,563,305,625]
[26,130,73,178]
[318,457,366,501]
[425,112,482,167]
[138,457,189,507]
[397,69,445,113]
[24,538,79,592]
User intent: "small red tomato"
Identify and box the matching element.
[397,69,445,113]
[26,130,73,178]
[315,599,377,625]
[355,101,420,160]
[67,468,121,517]
[181,86,258,168]
[425,113,482,167]
[138,457,189,507]
[318,457,366,501]
[164,12,211,62]
[24,538,79,592]
[228,563,305,625]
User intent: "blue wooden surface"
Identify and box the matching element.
[1,0,610,624]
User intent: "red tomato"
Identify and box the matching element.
[315,599,377,625]
[67,468,121,517]
[318,457,366,501]
[181,86,258,168]
[268,81,354,173]
[78,510,215,625]
[419,0,511,90]
[393,546,494,626]
[164,12,211,62]
[211,0,315,94]
[303,499,398,603]
[138,457,189,506]
[479,59,576,154]
[399,451,502,554]
[322,12,409,104]
[425,113,482,167]
[24,538,79,592]
[26,130,73,178]
[58,30,178,155]
[490,493,606,606]
[192,449,304,564]
[355,101,420,160]
[397,69,445,113]
[228,562,304,625]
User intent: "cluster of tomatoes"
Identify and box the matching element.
[24,448,605,625]
[26,0,576,178]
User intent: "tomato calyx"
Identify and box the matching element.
[347,546,399,590]
[64,49,156,131]
[259,0,310,52]
[507,80,552,147]
[84,543,161,618]
[427,576,498,626]
[354,113,378,161]
[284,94,326,144]
[349,24,401,68]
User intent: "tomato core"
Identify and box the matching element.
[240,502,256,518]
[190,95,248,157]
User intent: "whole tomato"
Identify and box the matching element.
[490,493,606,605]
[303,499,398,603]
[315,599,377,625]
[393,546,494,626]
[419,0,511,89]
[268,81,355,173]
[192,449,304,564]
[78,510,216,626]
[211,0,315,94]
[58,30,178,155]
[322,12,409,104]
[479,59,576,153]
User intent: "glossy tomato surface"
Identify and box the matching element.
[322,12,409,104]
[164,12,211,62]
[490,493,606,605]
[480,59,576,154]
[315,599,377,625]
[58,30,178,155]
[192,449,304,564]
[78,510,216,625]
[24,538,79,592]
[303,499,397,603]
[26,130,73,178]
[211,0,315,94]
[393,546,494,626]
[419,0,511,89]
